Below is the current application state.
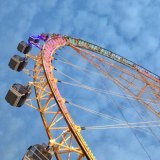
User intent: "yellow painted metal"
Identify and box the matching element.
[25,51,95,159]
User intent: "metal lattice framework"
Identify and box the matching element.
[21,33,160,159]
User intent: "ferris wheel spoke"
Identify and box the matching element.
[68,101,125,123]
[55,55,160,106]
[71,46,160,118]
[52,58,160,112]
[59,80,159,106]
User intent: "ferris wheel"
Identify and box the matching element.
[5,33,160,160]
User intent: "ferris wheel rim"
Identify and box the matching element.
[31,33,160,159]
[34,35,95,159]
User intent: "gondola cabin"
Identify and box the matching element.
[8,55,28,72]
[5,83,31,107]
[22,144,52,160]
[17,41,32,54]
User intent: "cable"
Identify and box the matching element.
[68,101,125,123]
[55,57,159,106]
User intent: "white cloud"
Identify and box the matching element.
[1,0,160,159]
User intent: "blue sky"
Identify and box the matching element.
[1,0,160,159]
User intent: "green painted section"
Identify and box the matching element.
[64,36,159,82]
